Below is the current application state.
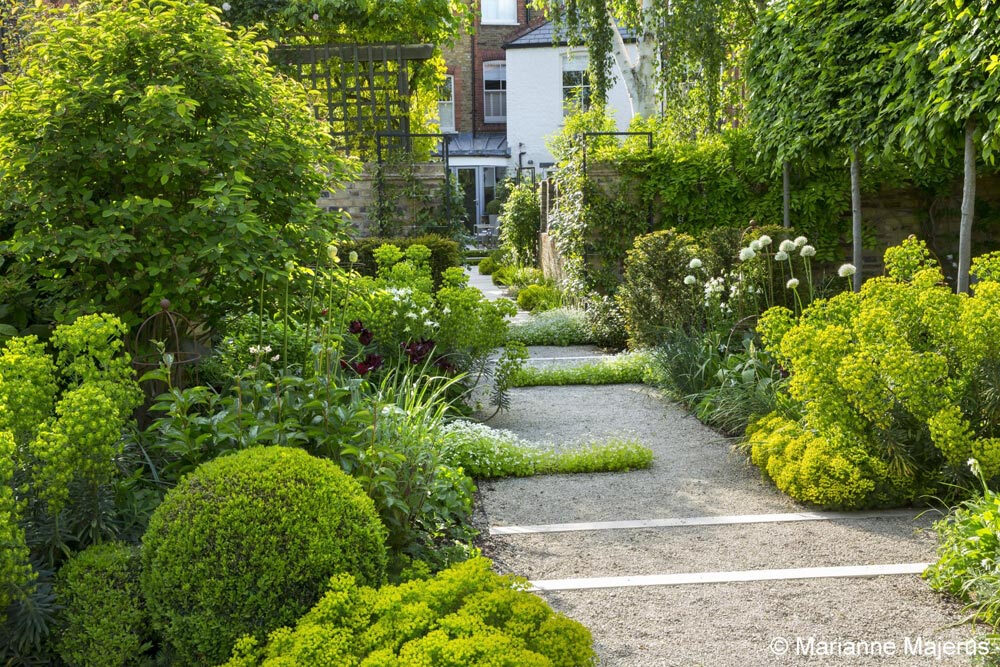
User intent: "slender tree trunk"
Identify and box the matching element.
[607,0,658,118]
[851,147,862,292]
[957,118,977,294]
[782,161,791,228]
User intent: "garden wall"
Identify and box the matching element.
[538,165,1000,283]
[320,162,448,237]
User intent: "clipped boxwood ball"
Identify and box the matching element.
[141,446,388,664]
[56,542,149,666]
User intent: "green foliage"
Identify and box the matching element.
[493,266,548,290]
[477,255,498,275]
[56,542,150,666]
[511,352,650,387]
[439,421,653,478]
[884,0,1000,164]
[199,313,313,388]
[508,308,593,346]
[748,240,1000,508]
[0,0,352,328]
[747,0,898,166]
[341,235,461,289]
[221,557,596,667]
[925,487,1000,626]
[0,431,31,627]
[617,229,704,348]
[499,181,541,266]
[583,293,627,350]
[140,446,388,664]
[517,285,562,314]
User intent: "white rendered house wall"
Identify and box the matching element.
[506,45,636,171]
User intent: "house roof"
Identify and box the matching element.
[442,132,509,157]
[503,20,636,49]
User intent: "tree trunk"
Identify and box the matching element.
[957,118,977,294]
[851,147,862,292]
[607,0,658,118]
[782,161,791,228]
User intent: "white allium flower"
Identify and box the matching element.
[739,247,756,261]
[794,236,808,247]
[800,245,816,257]
[327,244,338,260]
[688,258,703,270]
[838,263,857,278]
[221,1,231,10]
[758,235,773,247]
[684,275,697,286]
[774,251,789,261]
[786,278,800,289]
[779,239,796,253]
[348,250,359,263]
[750,239,763,251]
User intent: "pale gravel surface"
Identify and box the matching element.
[472,347,969,666]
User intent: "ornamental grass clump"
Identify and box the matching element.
[748,237,1000,508]
[222,557,596,667]
[141,446,388,664]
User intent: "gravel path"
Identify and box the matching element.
[474,346,972,666]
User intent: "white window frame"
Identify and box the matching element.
[483,61,507,124]
[481,0,517,25]
[438,74,455,132]
[562,52,591,118]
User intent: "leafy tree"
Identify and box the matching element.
[0,0,354,328]
[747,0,898,289]
[536,0,758,131]
[883,0,1000,293]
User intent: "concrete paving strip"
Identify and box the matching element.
[491,508,921,535]
[524,355,616,362]
[530,562,933,592]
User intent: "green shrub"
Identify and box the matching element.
[517,284,562,313]
[583,293,628,350]
[617,229,706,348]
[511,352,650,387]
[141,446,388,664]
[478,255,498,275]
[494,266,547,290]
[499,180,540,266]
[222,557,596,666]
[748,238,1000,508]
[925,485,1000,626]
[0,0,351,328]
[56,542,150,666]
[509,308,593,346]
[342,235,461,287]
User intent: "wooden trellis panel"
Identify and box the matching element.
[271,43,434,159]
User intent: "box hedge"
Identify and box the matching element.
[140,446,388,664]
[342,234,461,287]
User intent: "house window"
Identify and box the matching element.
[438,75,455,132]
[562,53,592,117]
[483,167,508,210]
[482,0,516,24]
[483,61,507,123]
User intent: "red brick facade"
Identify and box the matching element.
[442,0,546,134]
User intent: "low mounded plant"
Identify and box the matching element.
[140,446,389,664]
[56,542,150,666]
[511,352,651,387]
[440,421,653,478]
[509,308,592,346]
[517,284,562,313]
[222,557,596,666]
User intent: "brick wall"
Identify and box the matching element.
[320,162,448,237]
[441,0,546,134]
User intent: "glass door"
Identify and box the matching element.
[454,167,478,232]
